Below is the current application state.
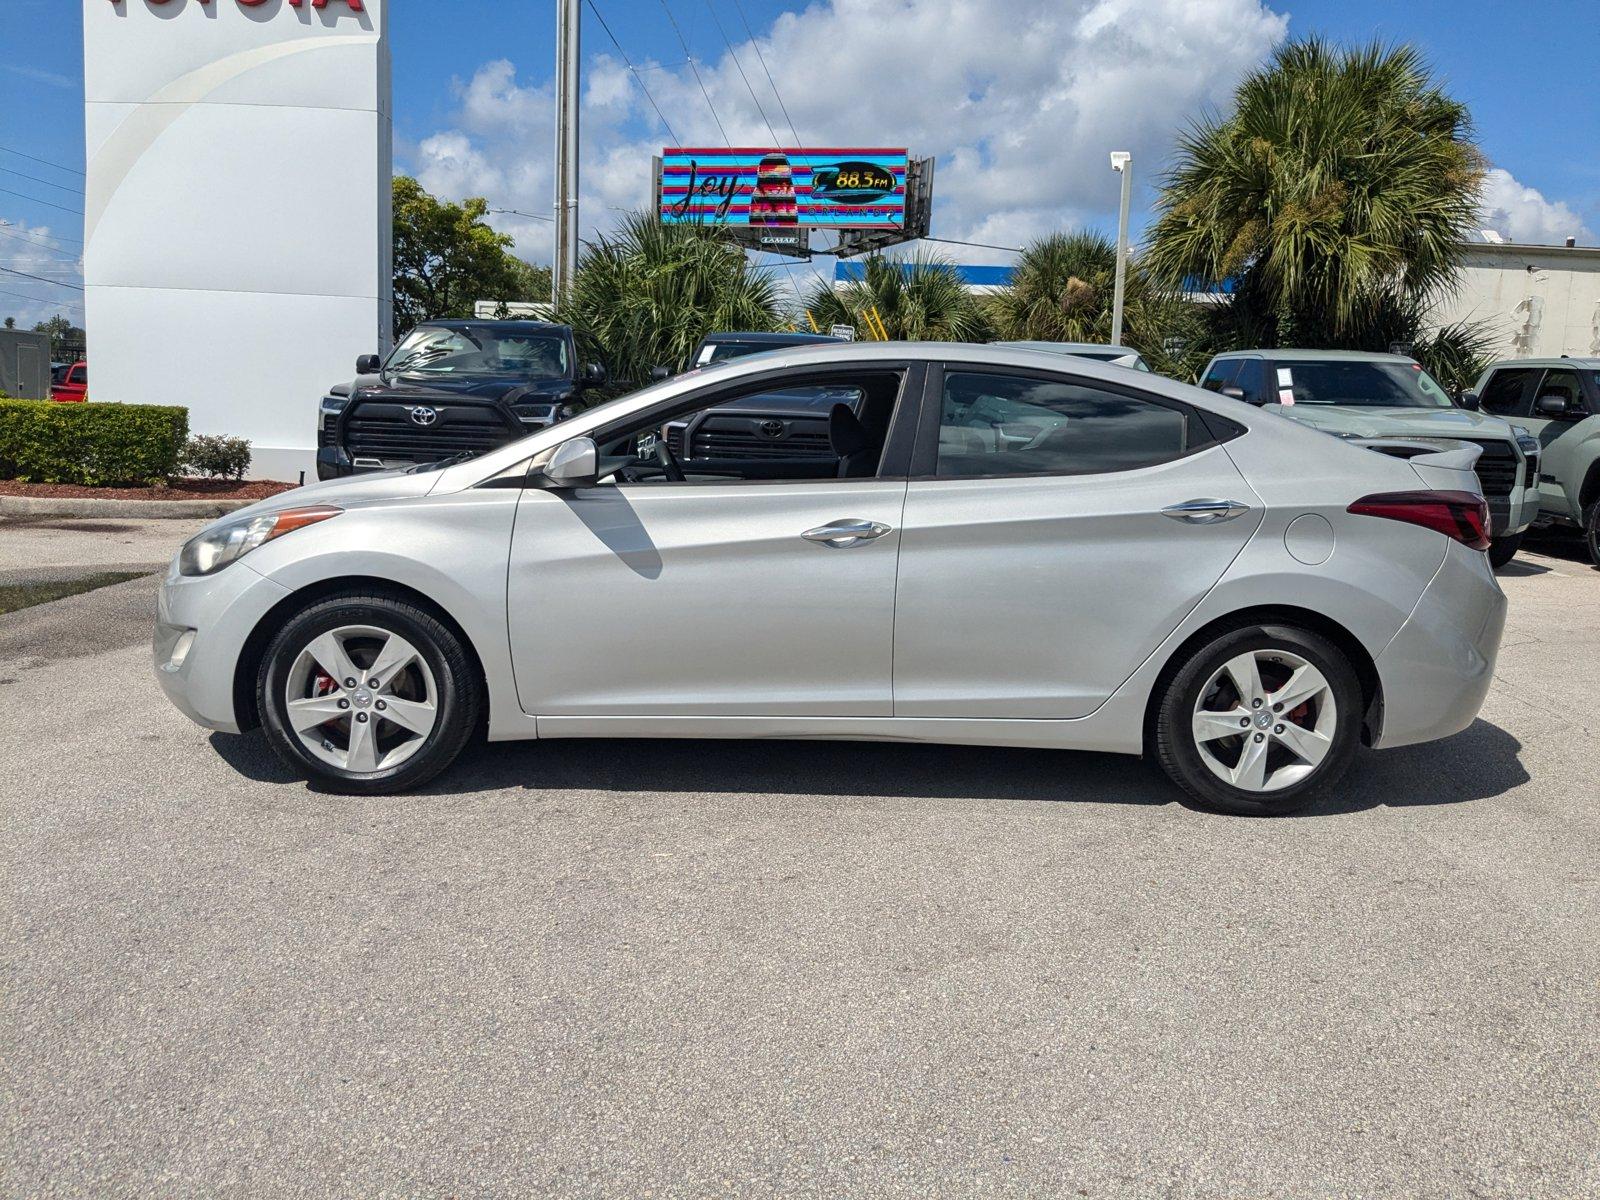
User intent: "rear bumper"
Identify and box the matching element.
[1371,540,1506,749]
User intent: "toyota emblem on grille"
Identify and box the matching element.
[759,419,785,439]
[408,406,439,427]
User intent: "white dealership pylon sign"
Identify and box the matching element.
[83,0,392,480]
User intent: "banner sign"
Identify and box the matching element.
[657,148,908,230]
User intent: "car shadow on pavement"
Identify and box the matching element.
[208,717,1526,816]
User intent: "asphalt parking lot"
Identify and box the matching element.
[3,518,1596,1198]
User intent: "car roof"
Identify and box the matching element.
[1482,357,1600,369]
[417,319,571,335]
[994,341,1141,355]
[1212,349,1417,363]
[701,331,844,345]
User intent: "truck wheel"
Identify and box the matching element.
[1585,500,1600,570]
[1487,533,1523,570]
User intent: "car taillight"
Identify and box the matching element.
[1347,490,1491,551]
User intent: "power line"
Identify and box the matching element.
[703,1,781,148]
[0,220,84,249]
[488,207,555,224]
[0,187,84,216]
[0,285,82,310]
[0,265,83,291]
[0,166,84,196]
[925,236,1024,254]
[730,0,801,146]
[0,145,85,178]
[586,0,681,144]
[658,0,729,144]
[0,228,82,261]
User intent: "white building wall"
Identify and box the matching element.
[82,0,391,481]
[1431,243,1600,361]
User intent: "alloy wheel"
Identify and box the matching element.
[284,624,438,774]
[1191,649,1337,793]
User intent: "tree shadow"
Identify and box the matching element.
[209,717,1526,816]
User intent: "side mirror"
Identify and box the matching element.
[1535,393,1570,417]
[356,353,383,375]
[1219,385,1246,401]
[539,436,598,488]
[580,362,608,388]
[649,365,672,383]
[1456,390,1481,411]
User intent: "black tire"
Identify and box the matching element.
[1585,499,1600,570]
[1487,533,1523,570]
[257,592,480,794]
[1154,623,1364,817]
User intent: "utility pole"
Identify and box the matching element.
[1109,151,1132,346]
[553,0,581,305]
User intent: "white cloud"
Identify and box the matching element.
[0,219,84,330]
[1477,167,1593,246]
[405,0,1290,268]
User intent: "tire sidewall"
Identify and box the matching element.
[1585,500,1600,569]
[258,596,472,792]
[1159,623,1363,816]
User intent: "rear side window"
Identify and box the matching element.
[1200,359,1240,391]
[1479,368,1538,417]
[935,371,1190,478]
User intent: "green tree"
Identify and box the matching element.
[33,314,87,359]
[1144,39,1484,348]
[391,175,550,338]
[801,250,988,342]
[558,212,784,384]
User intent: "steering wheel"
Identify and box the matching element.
[655,436,686,482]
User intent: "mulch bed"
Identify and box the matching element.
[0,478,298,502]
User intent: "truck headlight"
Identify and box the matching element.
[178,506,342,577]
[320,396,349,417]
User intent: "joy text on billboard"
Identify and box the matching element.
[658,148,909,231]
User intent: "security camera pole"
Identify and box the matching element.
[1109,151,1132,346]
[553,0,581,304]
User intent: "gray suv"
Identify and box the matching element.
[1200,350,1539,567]
[1470,357,1600,566]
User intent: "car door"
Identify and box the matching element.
[506,366,918,718]
[892,364,1259,719]
[1522,367,1595,516]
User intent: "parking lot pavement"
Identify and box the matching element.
[0,515,209,587]
[2,544,1596,1198]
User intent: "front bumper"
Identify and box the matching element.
[1371,540,1507,749]
[154,559,291,733]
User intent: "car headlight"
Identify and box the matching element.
[320,395,349,417]
[178,506,342,577]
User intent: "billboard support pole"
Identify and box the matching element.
[553,0,581,304]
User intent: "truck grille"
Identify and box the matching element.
[689,416,833,460]
[1467,440,1518,498]
[343,402,518,462]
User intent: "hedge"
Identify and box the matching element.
[0,400,189,487]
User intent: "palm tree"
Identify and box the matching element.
[801,251,989,342]
[559,213,785,384]
[1144,39,1485,347]
[987,231,1120,343]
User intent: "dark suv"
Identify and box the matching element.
[317,320,605,479]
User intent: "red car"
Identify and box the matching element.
[51,361,87,402]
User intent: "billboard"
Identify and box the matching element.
[657,148,909,230]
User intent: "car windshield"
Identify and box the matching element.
[702,342,788,365]
[386,326,569,380]
[1279,360,1453,408]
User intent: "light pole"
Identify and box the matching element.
[553,0,581,305]
[1109,150,1132,346]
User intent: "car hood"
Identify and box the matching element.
[1274,404,1513,440]
[209,469,441,531]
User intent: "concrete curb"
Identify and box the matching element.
[0,495,252,520]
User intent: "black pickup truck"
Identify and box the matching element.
[317,320,605,480]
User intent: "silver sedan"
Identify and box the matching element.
[155,342,1506,816]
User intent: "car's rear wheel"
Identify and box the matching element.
[257,593,480,794]
[1487,533,1523,570]
[1584,499,1599,569]
[1155,623,1363,816]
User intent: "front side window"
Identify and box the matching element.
[1536,369,1584,411]
[935,371,1189,478]
[1200,359,1240,392]
[1277,360,1453,408]
[1479,368,1538,416]
[1234,359,1267,403]
[386,326,569,380]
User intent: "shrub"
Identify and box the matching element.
[0,400,189,486]
[180,433,252,481]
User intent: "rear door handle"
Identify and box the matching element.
[1162,498,1251,524]
[801,519,893,548]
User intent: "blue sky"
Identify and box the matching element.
[3,0,1597,326]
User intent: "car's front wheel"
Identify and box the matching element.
[1154,623,1363,816]
[257,592,480,794]
[1585,499,1599,569]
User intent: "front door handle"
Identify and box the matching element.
[1162,498,1251,524]
[801,519,893,548]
